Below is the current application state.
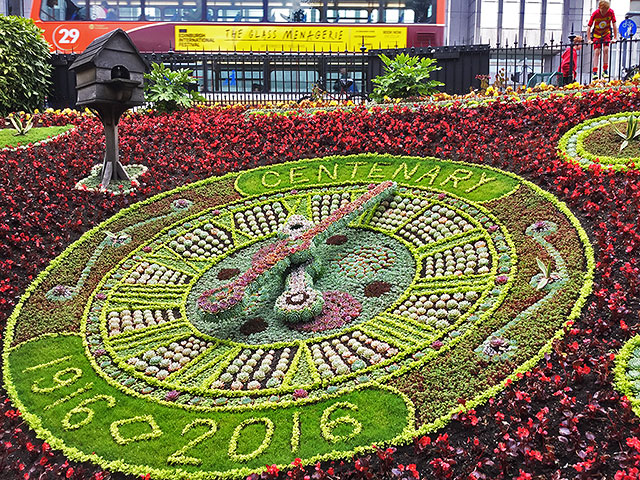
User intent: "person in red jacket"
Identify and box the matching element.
[587,0,618,79]
[559,35,583,86]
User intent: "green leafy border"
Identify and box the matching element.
[614,335,640,416]
[3,154,594,479]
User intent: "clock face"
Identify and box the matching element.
[86,183,513,405]
[4,156,593,479]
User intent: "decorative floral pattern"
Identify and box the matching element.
[336,245,397,279]
[3,151,593,480]
[293,290,362,333]
[558,112,640,171]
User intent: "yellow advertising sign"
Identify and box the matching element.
[174,25,407,51]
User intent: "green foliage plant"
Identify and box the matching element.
[8,113,34,136]
[535,258,552,290]
[371,53,443,102]
[0,16,52,117]
[610,115,640,152]
[144,63,205,113]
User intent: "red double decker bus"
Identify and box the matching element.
[30,0,444,52]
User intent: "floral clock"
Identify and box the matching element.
[558,112,640,171]
[3,154,593,479]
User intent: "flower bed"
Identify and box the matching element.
[558,111,640,170]
[1,152,593,479]
[2,89,640,479]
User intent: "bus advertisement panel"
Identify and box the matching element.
[174,25,408,51]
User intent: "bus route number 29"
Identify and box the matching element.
[53,26,80,50]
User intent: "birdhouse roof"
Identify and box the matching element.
[69,29,146,72]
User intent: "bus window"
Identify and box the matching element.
[268,7,317,22]
[143,6,161,20]
[382,8,415,23]
[118,6,142,19]
[40,0,63,20]
[41,0,88,20]
[216,68,263,92]
[95,0,141,21]
[146,0,202,20]
[210,7,264,22]
[326,8,372,23]
[88,0,118,19]
[406,0,433,22]
[270,69,316,92]
[206,0,266,22]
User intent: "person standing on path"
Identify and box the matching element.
[587,0,618,80]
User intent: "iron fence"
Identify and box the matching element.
[49,37,640,109]
[48,45,490,108]
[489,36,640,90]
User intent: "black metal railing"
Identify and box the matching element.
[489,36,640,90]
[49,38,640,108]
[47,38,640,109]
[48,45,491,108]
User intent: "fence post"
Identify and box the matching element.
[360,37,367,95]
[568,32,576,86]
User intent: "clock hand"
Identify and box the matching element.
[198,181,397,322]
[274,261,325,323]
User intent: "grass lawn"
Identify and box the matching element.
[0,125,73,148]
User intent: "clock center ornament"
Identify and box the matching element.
[198,182,396,327]
[3,155,593,480]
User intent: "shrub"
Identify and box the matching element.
[371,53,443,101]
[0,16,51,117]
[143,62,205,113]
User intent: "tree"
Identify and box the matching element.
[0,16,51,117]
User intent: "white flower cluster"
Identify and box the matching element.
[278,214,313,239]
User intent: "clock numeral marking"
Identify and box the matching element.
[167,418,218,466]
